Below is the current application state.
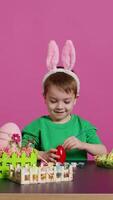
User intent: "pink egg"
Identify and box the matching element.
[0,122,21,148]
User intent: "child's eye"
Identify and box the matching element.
[50,100,57,103]
[64,101,71,104]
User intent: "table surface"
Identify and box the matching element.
[0,161,113,194]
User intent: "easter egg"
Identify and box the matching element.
[56,145,66,163]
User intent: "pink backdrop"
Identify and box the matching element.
[0,0,113,151]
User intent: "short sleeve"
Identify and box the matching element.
[22,119,40,148]
[86,129,102,144]
[82,120,102,144]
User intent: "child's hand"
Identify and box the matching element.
[63,136,84,150]
[39,149,60,163]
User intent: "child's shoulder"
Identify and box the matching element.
[72,114,97,130]
[23,115,49,128]
[73,114,90,123]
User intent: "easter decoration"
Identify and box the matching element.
[0,122,75,184]
[0,122,37,179]
[56,145,66,163]
[95,150,113,168]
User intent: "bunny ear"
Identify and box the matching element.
[46,40,59,71]
[61,40,76,70]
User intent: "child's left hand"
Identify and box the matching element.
[63,136,84,150]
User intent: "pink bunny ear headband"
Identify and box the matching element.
[42,40,80,96]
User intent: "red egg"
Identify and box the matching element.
[56,145,66,163]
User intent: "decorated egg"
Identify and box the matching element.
[0,122,21,148]
[56,145,66,163]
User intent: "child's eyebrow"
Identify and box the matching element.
[49,96,72,100]
[49,96,57,99]
[63,98,72,100]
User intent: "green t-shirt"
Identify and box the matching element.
[22,114,102,162]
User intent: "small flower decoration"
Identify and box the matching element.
[21,146,32,157]
[11,133,20,144]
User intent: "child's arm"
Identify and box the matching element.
[63,136,107,156]
[81,142,107,155]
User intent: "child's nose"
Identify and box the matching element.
[56,101,64,108]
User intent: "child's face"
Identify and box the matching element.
[44,85,77,123]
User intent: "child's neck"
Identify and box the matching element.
[50,115,71,124]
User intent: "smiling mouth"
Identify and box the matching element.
[54,111,65,114]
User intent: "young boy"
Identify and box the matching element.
[22,40,107,163]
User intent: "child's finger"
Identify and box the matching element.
[50,148,58,153]
[63,139,73,148]
[63,136,76,145]
[63,141,71,149]
[50,152,60,160]
[49,157,56,163]
[63,140,77,150]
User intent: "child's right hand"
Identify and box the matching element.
[38,149,60,163]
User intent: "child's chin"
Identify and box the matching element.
[55,115,67,122]
[55,113,65,118]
